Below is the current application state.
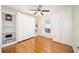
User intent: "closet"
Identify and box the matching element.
[52,6,72,46]
[17,12,35,42]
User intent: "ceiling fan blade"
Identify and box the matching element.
[42,10,50,12]
[40,12,43,15]
[29,9,38,11]
[33,12,38,15]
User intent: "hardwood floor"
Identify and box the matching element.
[2,36,74,53]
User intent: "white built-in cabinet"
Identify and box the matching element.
[2,7,17,47]
[51,7,72,46]
[17,12,35,42]
[1,7,36,48]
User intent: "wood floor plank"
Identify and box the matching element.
[2,36,74,53]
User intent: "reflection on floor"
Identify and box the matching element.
[2,36,74,53]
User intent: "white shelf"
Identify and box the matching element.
[2,37,16,40]
[2,12,16,47]
[2,37,16,46]
[2,32,16,34]
[2,26,16,27]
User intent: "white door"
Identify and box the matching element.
[51,17,61,42]
[51,7,72,46]
[17,12,35,42]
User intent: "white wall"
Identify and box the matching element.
[35,16,45,36]
[51,6,72,46]
[0,6,2,53]
[35,16,53,38]
[36,6,73,46]
[72,6,79,52]
[35,7,73,46]
[17,12,35,42]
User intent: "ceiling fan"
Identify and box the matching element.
[29,5,50,15]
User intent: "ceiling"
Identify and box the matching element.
[2,5,70,16]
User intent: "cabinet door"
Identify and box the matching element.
[17,12,35,42]
[60,7,72,46]
[17,12,24,41]
[52,24,61,43]
[51,14,61,43]
[23,15,35,39]
[52,7,72,46]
